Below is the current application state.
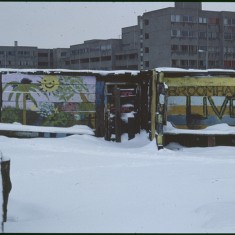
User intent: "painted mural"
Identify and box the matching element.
[167,95,235,129]
[2,74,96,128]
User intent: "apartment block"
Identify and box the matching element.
[115,25,139,70]
[0,41,38,68]
[66,39,122,70]
[138,2,235,70]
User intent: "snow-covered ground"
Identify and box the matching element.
[1,127,235,233]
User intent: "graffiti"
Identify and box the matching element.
[185,96,235,120]
[168,86,235,96]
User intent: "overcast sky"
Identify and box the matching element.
[0,2,235,49]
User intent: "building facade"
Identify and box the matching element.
[66,39,122,70]
[138,2,235,70]
[0,41,38,69]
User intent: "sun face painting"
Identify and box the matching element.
[40,75,60,92]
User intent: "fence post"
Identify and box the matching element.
[0,151,12,228]
[156,72,167,150]
[114,86,121,142]
[150,70,157,141]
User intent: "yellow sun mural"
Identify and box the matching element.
[40,75,60,92]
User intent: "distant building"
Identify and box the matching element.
[37,48,53,69]
[0,41,38,68]
[65,39,122,70]
[115,25,139,70]
[1,2,235,70]
[138,2,235,70]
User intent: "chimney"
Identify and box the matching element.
[14,41,18,47]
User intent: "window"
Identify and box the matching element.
[171,29,179,37]
[145,61,149,67]
[144,47,149,53]
[224,47,235,54]
[208,46,219,53]
[145,33,149,39]
[144,19,149,25]
[199,32,207,39]
[61,52,67,57]
[181,60,188,67]
[199,46,207,51]
[101,56,111,61]
[129,53,137,59]
[199,17,207,24]
[38,52,48,57]
[224,18,232,26]
[224,60,232,67]
[182,15,193,22]
[80,58,89,63]
[224,18,235,26]
[189,60,197,67]
[208,32,218,39]
[171,59,177,66]
[171,44,179,51]
[188,31,194,37]
[224,33,232,40]
[181,45,188,52]
[171,14,180,22]
[189,45,197,52]
[208,17,219,25]
[90,57,100,62]
[181,30,189,37]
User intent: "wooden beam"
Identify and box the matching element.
[150,70,157,141]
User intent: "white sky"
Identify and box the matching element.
[0,2,235,48]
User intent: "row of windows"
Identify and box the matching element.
[198,32,219,39]
[171,30,220,39]
[172,59,220,68]
[171,45,221,53]
[224,60,235,67]
[224,33,235,40]
[224,18,235,26]
[0,51,34,56]
[0,60,35,66]
[171,15,220,25]
[116,53,138,60]
[171,30,235,41]
[71,45,112,55]
[224,47,235,53]
[171,29,196,38]
[70,56,112,64]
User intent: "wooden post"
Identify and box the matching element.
[156,72,165,150]
[104,111,111,141]
[95,81,105,137]
[140,81,149,131]
[128,117,135,140]
[150,70,157,141]
[114,86,121,142]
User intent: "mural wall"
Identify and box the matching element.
[166,83,235,129]
[1,73,96,128]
